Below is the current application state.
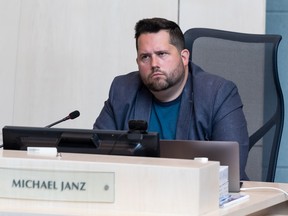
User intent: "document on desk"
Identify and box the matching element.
[220,193,250,208]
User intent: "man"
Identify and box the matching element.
[94,17,249,180]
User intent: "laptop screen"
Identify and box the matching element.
[159,140,240,192]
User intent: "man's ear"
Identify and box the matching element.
[136,56,140,66]
[181,49,190,66]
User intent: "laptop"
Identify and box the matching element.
[160,140,240,192]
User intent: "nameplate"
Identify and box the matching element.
[0,168,115,202]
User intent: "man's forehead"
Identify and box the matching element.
[137,32,171,50]
[138,30,170,40]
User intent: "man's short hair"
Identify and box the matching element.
[134,17,185,51]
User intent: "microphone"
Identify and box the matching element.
[127,120,148,141]
[45,110,80,128]
[128,120,148,133]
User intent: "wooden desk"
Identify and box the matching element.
[0,149,287,215]
[0,149,220,215]
[1,181,286,216]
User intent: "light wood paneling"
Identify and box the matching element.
[1,0,178,131]
[0,0,21,141]
[179,0,266,33]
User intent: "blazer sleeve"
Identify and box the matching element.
[211,80,249,180]
[93,71,142,130]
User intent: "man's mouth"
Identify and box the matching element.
[151,72,164,78]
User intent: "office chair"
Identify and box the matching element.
[184,28,284,182]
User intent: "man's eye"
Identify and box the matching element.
[158,52,167,57]
[141,55,150,61]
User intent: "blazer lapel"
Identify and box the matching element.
[134,87,153,123]
[176,72,194,139]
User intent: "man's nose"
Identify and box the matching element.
[150,55,159,67]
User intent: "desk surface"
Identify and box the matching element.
[206,181,288,216]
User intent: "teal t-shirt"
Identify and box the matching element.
[148,96,181,139]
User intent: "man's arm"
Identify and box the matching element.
[211,81,249,180]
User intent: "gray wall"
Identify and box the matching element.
[266,0,288,182]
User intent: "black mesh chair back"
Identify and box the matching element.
[184,28,284,182]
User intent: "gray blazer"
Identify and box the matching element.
[94,62,249,180]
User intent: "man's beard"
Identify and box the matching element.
[143,65,185,92]
[145,74,172,91]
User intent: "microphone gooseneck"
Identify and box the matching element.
[45,110,80,128]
